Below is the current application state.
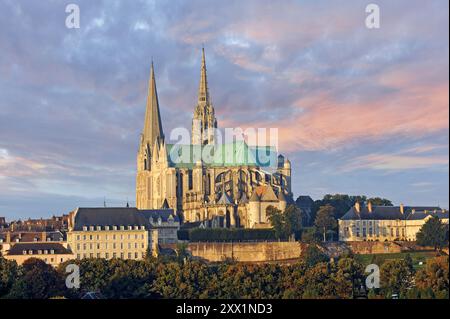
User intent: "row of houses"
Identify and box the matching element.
[0,207,180,267]
[1,202,448,267]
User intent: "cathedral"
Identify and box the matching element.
[136,49,293,228]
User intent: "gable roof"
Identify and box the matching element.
[249,185,279,202]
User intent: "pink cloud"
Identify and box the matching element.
[341,153,448,172]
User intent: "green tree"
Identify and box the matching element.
[311,194,392,221]
[314,205,337,242]
[8,258,64,299]
[380,259,414,298]
[0,257,19,298]
[303,245,330,268]
[367,197,393,206]
[267,205,303,240]
[416,216,448,251]
[266,205,286,239]
[284,205,303,238]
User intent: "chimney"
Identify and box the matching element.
[367,201,373,213]
[41,232,46,242]
[400,203,404,215]
[354,202,361,213]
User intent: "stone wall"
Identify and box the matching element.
[161,241,438,263]
[176,242,303,262]
[345,241,402,254]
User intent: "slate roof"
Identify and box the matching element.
[249,185,279,202]
[340,205,446,221]
[7,242,72,255]
[73,208,147,231]
[72,207,180,231]
[138,209,180,223]
[0,231,64,243]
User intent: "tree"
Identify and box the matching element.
[266,206,286,239]
[0,257,19,298]
[416,216,448,251]
[314,205,337,242]
[311,194,393,221]
[380,259,414,298]
[284,205,303,238]
[8,258,65,299]
[367,197,393,206]
[267,205,303,240]
[415,256,449,299]
[303,245,329,268]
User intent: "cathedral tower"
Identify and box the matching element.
[136,62,165,209]
[191,48,218,145]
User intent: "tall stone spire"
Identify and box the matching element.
[198,47,209,104]
[192,48,217,145]
[143,62,164,147]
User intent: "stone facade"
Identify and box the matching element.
[339,202,449,242]
[67,207,180,260]
[3,242,74,267]
[136,50,293,228]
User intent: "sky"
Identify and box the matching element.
[0,0,448,220]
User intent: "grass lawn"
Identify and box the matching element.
[355,250,439,270]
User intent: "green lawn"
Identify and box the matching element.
[355,251,439,270]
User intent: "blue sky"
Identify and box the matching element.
[0,0,448,219]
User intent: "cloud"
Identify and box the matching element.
[0,0,448,216]
[340,146,449,172]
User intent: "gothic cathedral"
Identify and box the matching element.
[136,49,293,228]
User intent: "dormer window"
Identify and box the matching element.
[28,250,33,255]
[134,226,139,230]
[128,226,132,230]
[105,226,110,231]
[23,250,27,255]
[141,226,145,230]
[50,250,55,254]
[113,226,117,231]
[44,250,48,254]
[120,226,124,230]
[89,226,94,231]
[97,226,101,231]
[82,226,87,231]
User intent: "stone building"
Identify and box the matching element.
[3,242,74,267]
[339,202,449,242]
[67,207,180,260]
[136,49,293,228]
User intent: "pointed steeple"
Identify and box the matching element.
[198,47,209,104]
[143,62,164,147]
[192,48,217,145]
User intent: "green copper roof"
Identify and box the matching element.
[166,141,277,169]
